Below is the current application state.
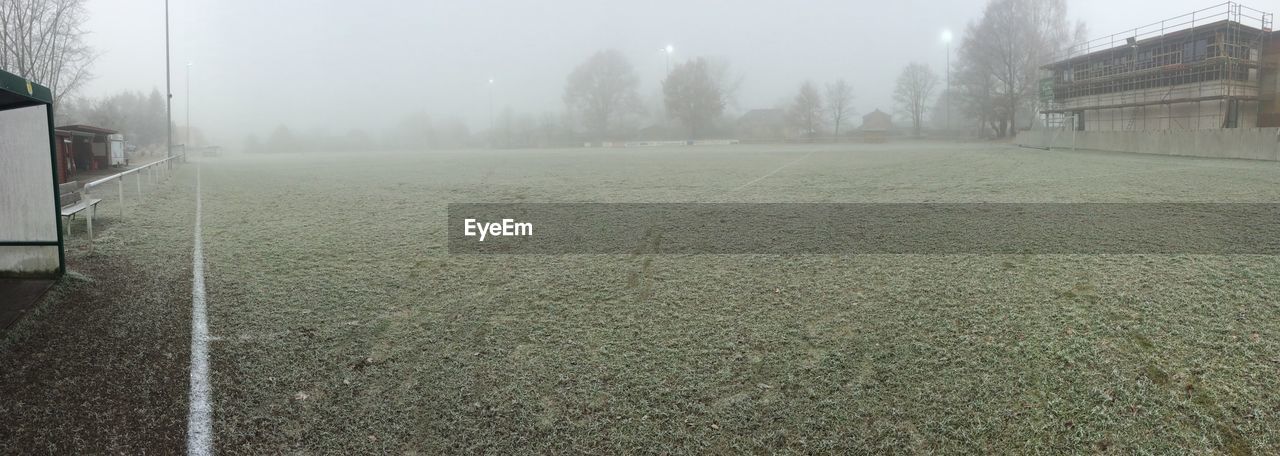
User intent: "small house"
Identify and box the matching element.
[860,109,894,143]
[54,124,124,182]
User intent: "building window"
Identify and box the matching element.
[1137,50,1153,69]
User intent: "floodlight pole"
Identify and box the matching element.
[165,0,173,163]
[663,45,674,77]
[945,40,950,134]
[487,78,494,148]
[186,62,192,149]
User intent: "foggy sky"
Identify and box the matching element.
[81,0,1237,145]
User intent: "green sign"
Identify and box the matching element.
[1039,77,1055,103]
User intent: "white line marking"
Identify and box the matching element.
[727,150,815,193]
[188,162,213,456]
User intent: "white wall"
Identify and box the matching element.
[1076,101,1260,131]
[0,105,60,276]
[1016,127,1280,161]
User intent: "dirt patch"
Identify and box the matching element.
[0,168,195,453]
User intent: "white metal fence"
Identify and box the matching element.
[83,154,186,221]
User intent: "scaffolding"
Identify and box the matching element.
[1041,2,1273,131]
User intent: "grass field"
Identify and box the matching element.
[5,142,1280,453]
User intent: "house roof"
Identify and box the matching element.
[863,109,891,119]
[861,109,893,131]
[738,108,786,125]
[55,124,119,136]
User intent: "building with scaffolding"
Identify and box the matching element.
[1041,2,1275,132]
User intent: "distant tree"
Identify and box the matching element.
[343,129,371,150]
[144,88,167,144]
[825,79,854,137]
[894,63,939,137]
[495,106,515,148]
[563,49,643,141]
[242,134,262,153]
[266,125,299,153]
[391,111,434,150]
[954,32,1003,138]
[788,81,823,139]
[536,112,563,147]
[56,88,169,146]
[429,117,471,149]
[0,0,96,105]
[955,0,1085,137]
[82,93,132,131]
[662,57,731,140]
[928,88,955,130]
[178,125,206,146]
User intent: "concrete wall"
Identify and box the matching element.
[0,105,60,276]
[1015,127,1280,161]
[1078,100,1259,131]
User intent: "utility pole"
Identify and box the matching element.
[488,78,494,148]
[187,62,192,149]
[941,29,952,135]
[165,0,173,162]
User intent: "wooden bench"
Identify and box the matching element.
[59,181,102,239]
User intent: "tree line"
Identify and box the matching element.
[560,0,1083,143]
[563,50,741,142]
[225,0,1094,151]
[4,0,1084,149]
[56,89,180,147]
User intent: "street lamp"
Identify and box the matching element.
[663,44,674,75]
[941,29,953,135]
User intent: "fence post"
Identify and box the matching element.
[136,172,142,197]
[87,203,94,251]
[1072,115,1078,152]
[118,177,125,219]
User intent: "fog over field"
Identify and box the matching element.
[7,0,1280,452]
[75,0,1223,147]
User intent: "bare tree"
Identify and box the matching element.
[955,0,1083,137]
[954,24,1003,137]
[389,111,434,150]
[894,62,938,138]
[536,112,563,148]
[266,125,300,153]
[57,88,170,146]
[662,57,729,140]
[563,49,642,141]
[0,0,96,106]
[788,81,823,139]
[824,79,854,137]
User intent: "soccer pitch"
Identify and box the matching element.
[5,142,1280,453]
